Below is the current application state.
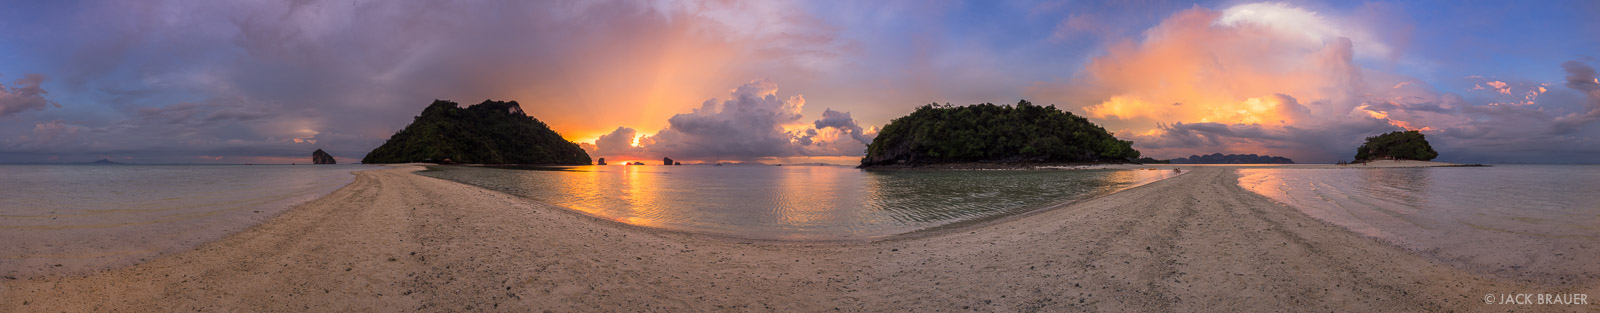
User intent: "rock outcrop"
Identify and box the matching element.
[663,157,675,165]
[597,158,607,165]
[312,149,337,164]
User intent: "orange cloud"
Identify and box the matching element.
[1075,4,1365,129]
[1486,81,1511,94]
[1036,2,1461,162]
[1464,76,1550,106]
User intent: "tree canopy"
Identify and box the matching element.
[1354,130,1438,162]
[861,100,1139,167]
[362,100,591,165]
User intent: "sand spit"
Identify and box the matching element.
[2,166,1588,312]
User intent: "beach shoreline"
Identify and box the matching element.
[2,165,1590,311]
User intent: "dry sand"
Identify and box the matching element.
[2,165,1592,312]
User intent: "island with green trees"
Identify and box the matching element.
[860,100,1139,168]
[1354,130,1438,162]
[362,100,592,165]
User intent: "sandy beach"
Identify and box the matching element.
[1,165,1591,312]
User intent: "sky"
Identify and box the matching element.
[1,0,1597,164]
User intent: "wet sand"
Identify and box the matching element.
[1044,159,1471,170]
[1,165,1591,312]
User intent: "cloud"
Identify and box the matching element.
[579,127,644,159]
[1032,2,1600,163]
[3,1,1594,164]
[1552,60,1600,133]
[811,108,875,146]
[1043,4,1387,162]
[1215,3,1392,58]
[580,79,871,162]
[0,95,377,163]
[0,0,852,163]
[1133,117,1400,163]
[0,74,59,117]
[643,79,806,159]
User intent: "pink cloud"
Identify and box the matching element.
[0,74,59,117]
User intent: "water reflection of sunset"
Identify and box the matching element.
[424,166,1179,240]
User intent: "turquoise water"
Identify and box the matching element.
[0,164,369,277]
[1239,165,1600,283]
[418,165,1180,240]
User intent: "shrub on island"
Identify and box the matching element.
[1354,130,1438,162]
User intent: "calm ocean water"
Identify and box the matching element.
[419,165,1180,240]
[1239,165,1600,283]
[0,164,368,277]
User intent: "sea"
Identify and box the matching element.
[1238,165,1600,283]
[0,164,369,277]
[417,165,1180,241]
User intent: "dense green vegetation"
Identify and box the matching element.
[1354,130,1438,162]
[1169,153,1294,164]
[362,100,591,165]
[861,100,1140,167]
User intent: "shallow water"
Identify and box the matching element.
[0,164,368,277]
[420,165,1180,240]
[1238,165,1600,283]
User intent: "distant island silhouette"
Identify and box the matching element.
[1168,153,1294,164]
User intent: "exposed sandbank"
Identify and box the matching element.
[1,165,1587,312]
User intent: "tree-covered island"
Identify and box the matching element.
[362,100,591,165]
[860,100,1140,168]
